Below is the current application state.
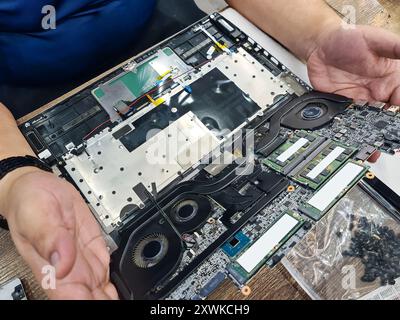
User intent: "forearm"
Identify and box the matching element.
[0,103,38,217]
[226,0,342,61]
[0,103,34,160]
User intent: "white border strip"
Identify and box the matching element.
[277,138,308,163]
[308,162,364,212]
[307,147,345,180]
[237,214,299,273]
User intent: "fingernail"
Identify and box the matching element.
[50,251,60,267]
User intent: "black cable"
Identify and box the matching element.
[141,187,183,240]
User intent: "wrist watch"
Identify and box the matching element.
[0,215,8,230]
[0,155,53,180]
[0,156,53,230]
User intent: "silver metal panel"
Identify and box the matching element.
[64,112,219,231]
[217,48,291,109]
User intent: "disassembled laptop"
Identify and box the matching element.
[19,13,400,300]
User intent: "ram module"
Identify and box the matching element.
[299,161,369,220]
[263,131,324,175]
[292,141,357,189]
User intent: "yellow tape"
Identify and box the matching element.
[157,70,172,80]
[153,98,165,107]
[146,94,165,107]
[216,42,227,51]
[146,94,155,104]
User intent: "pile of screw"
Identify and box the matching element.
[343,216,400,286]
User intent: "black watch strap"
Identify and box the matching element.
[0,155,53,180]
[0,215,8,230]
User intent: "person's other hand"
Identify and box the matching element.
[0,168,118,300]
[308,25,400,104]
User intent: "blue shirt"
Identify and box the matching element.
[0,0,156,85]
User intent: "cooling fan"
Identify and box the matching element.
[118,215,183,299]
[281,91,353,130]
[168,194,213,234]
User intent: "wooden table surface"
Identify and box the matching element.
[1,1,399,300]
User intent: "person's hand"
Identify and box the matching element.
[0,168,118,300]
[308,25,400,104]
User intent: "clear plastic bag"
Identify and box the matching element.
[283,184,400,300]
